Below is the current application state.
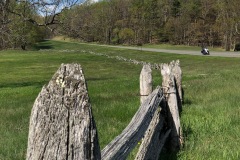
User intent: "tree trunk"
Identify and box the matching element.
[27,63,101,160]
[224,32,231,51]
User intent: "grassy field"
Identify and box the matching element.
[0,40,239,159]
[52,35,225,52]
[143,43,225,52]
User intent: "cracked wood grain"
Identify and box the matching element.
[27,63,101,160]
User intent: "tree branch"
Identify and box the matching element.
[6,0,81,27]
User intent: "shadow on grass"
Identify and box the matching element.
[159,97,193,160]
[0,81,48,89]
[183,98,192,105]
[32,40,53,50]
[159,124,193,160]
[159,150,178,160]
[86,77,114,82]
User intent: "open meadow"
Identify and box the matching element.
[0,40,239,159]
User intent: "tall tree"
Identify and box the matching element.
[8,1,44,49]
[215,0,240,50]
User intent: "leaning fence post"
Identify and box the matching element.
[140,64,152,104]
[161,62,182,152]
[26,63,101,160]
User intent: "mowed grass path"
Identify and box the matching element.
[0,40,239,159]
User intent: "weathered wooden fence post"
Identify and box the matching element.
[140,64,152,104]
[161,62,182,152]
[171,60,183,110]
[27,63,101,160]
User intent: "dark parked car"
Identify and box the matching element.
[234,43,240,51]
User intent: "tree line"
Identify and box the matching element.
[1,0,240,51]
[59,0,240,51]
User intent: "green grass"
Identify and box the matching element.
[143,43,225,52]
[0,40,239,159]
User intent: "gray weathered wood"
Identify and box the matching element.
[101,87,164,160]
[27,63,101,160]
[140,64,152,104]
[161,63,182,151]
[135,103,171,160]
[171,60,183,109]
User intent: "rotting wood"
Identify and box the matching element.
[161,63,182,152]
[26,63,101,160]
[135,98,171,160]
[140,64,153,104]
[101,87,164,160]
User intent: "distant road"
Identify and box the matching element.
[79,43,240,57]
[88,43,240,58]
[61,40,240,57]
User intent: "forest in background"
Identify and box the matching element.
[1,0,240,51]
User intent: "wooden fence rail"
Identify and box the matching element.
[27,60,183,160]
[101,87,163,160]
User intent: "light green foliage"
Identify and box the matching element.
[119,28,135,44]
[9,16,44,49]
[10,2,44,49]
[58,0,240,50]
[0,0,45,50]
[0,40,240,159]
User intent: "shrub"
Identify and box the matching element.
[119,28,134,44]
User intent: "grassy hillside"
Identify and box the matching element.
[0,40,239,159]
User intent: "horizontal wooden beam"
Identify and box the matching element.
[101,86,163,160]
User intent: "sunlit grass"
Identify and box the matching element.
[143,43,225,52]
[0,40,239,159]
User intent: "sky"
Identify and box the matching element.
[37,0,100,16]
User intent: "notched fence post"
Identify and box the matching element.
[161,61,183,152]
[26,63,101,160]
